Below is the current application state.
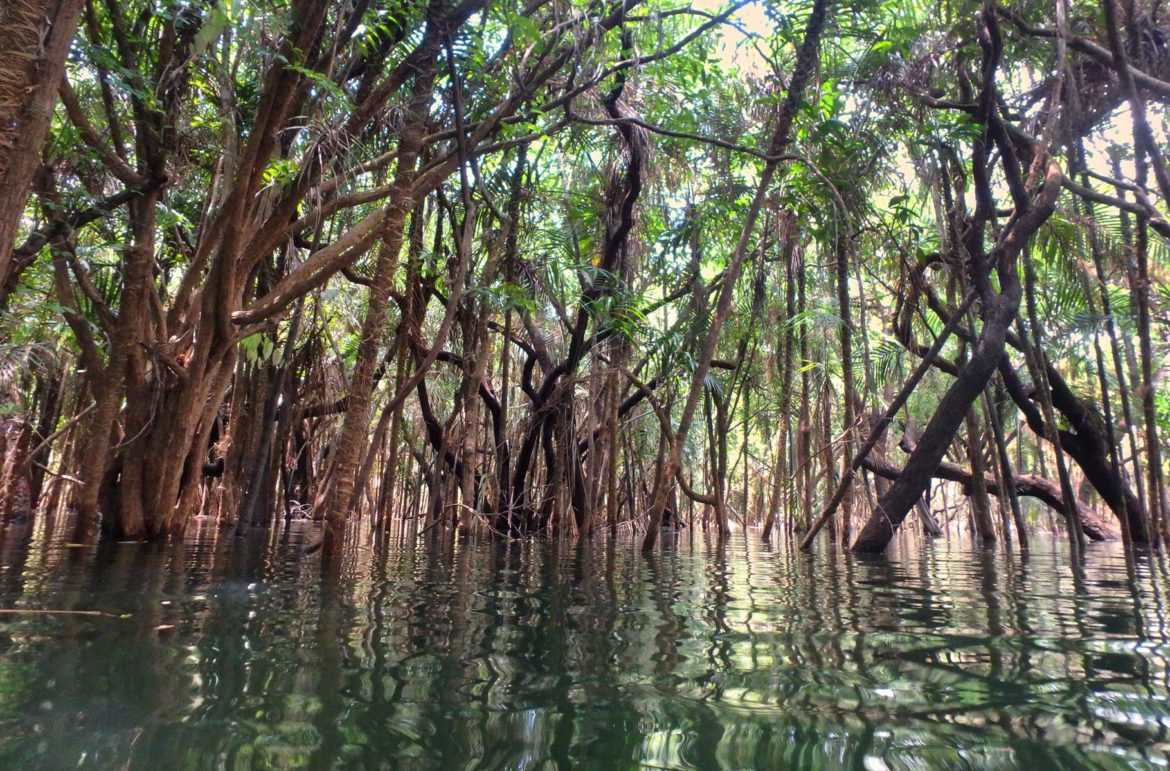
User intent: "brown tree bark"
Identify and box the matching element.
[0,0,85,286]
[849,249,1032,553]
[963,410,996,542]
[800,291,975,549]
[861,456,1117,541]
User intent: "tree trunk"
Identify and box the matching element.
[850,9,1062,552]
[0,0,85,288]
[851,283,1022,553]
[833,229,858,542]
[964,410,996,543]
[321,53,436,555]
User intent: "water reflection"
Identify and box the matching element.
[0,523,1169,769]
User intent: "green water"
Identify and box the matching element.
[0,523,1168,770]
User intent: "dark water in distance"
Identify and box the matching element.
[1,521,1169,770]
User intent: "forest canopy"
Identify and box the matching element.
[0,0,1166,558]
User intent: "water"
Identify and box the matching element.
[1,522,1169,770]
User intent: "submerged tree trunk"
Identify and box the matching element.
[851,270,1021,553]
[851,137,1061,553]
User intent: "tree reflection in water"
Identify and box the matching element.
[0,522,1168,769]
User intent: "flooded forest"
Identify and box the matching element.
[1,0,1170,767]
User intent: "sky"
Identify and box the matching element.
[693,0,774,77]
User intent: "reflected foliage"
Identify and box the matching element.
[0,528,1168,768]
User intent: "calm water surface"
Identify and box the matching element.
[0,521,1168,770]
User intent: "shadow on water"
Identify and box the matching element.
[0,522,1169,769]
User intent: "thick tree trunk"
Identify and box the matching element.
[851,284,1022,553]
[0,0,85,286]
[999,358,1149,541]
[0,418,34,521]
[850,5,1062,552]
[1101,0,1170,545]
[800,291,976,549]
[862,456,1117,541]
[69,370,120,542]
